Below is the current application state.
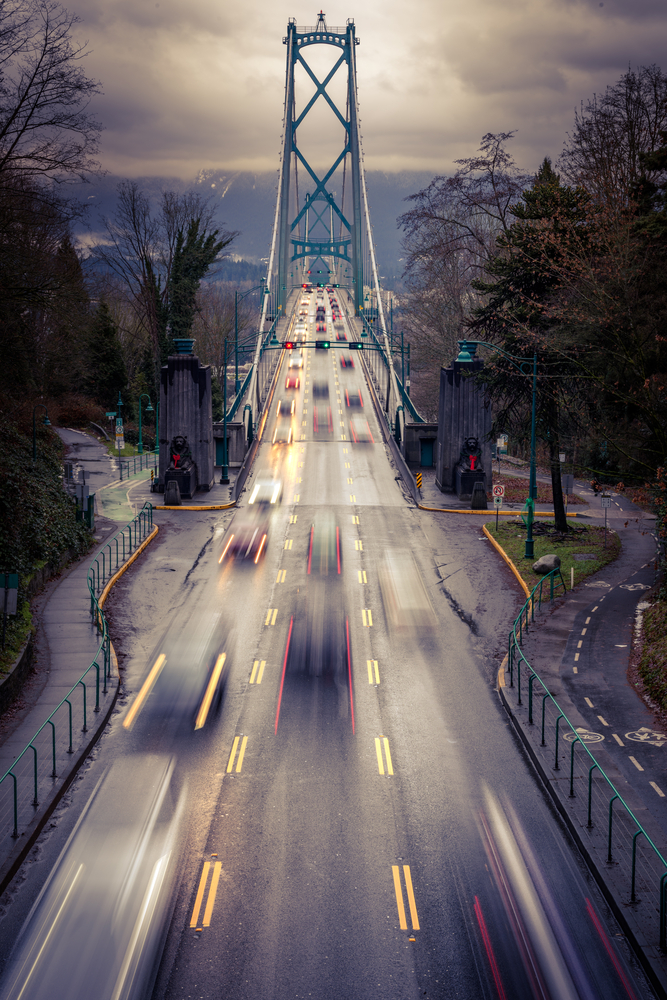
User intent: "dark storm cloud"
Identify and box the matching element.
[70,0,667,178]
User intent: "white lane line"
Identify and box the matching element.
[597,716,609,727]
[585,617,591,624]
[612,734,625,746]
[629,756,644,771]
[650,781,665,798]
[584,697,594,708]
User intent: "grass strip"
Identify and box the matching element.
[484,519,621,593]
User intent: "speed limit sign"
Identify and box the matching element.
[492,484,505,498]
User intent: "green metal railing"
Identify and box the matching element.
[360,317,424,423]
[0,504,154,841]
[506,568,667,950]
[118,451,158,482]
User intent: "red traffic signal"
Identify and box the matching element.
[283,341,295,349]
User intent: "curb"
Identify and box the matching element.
[482,524,531,599]
[158,502,236,511]
[417,503,579,517]
[0,528,160,899]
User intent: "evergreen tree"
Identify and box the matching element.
[83,301,127,407]
[470,159,590,530]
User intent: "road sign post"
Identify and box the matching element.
[493,495,503,529]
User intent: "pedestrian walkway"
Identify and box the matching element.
[0,430,153,893]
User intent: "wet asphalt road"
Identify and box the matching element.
[0,301,658,998]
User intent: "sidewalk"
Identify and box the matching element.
[0,430,143,893]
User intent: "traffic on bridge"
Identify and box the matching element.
[0,11,658,1000]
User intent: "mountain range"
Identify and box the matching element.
[71,169,436,287]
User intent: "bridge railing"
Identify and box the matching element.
[0,503,154,843]
[505,568,667,951]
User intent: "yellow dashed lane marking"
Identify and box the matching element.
[265,608,278,625]
[355,539,363,550]
[350,494,356,503]
[361,608,373,627]
[352,515,359,524]
[358,570,367,584]
[277,569,286,583]
[367,659,380,684]
[284,539,293,549]
[290,514,298,523]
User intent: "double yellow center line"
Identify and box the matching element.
[392,865,420,931]
[190,859,223,929]
[226,736,248,773]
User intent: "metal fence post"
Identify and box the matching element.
[588,764,599,826]
[93,661,100,712]
[528,673,536,724]
[10,773,18,837]
[554,714,564,769]
[541,695,549,746]
[632,830,644,901]
[66,699,73,752]
[79,680,87,732]
[30,745,38,806]
[48,720,57,777]
[569,737,580,796]
[608,794,619,862]
[660,874,667,950]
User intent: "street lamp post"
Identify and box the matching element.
[456,340,538,560]
[32,404,50,463]
[220,340,229,485]
[137,394,153,454]
[235,278,267,395]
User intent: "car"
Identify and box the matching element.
[336,330,347,341]
[349,416,374,443]
[219,507,269,564]
[378,550,437,633]
[345,389,363,408]
[0,754,187,1000]
[248,469,283,505]
[289,352,304,368]
[307,510,342,575]
[285,375,300,390]
[313,404,332,435]
[124,613,230,733]
[340,355,355,369]
[272,410,293,444]
[312,380,329,399]
[316,322,326,333]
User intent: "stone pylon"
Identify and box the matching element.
[158,339,214,495]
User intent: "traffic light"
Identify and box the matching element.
[349,342,363,350]
[283,341,295,349]
[315,340,330,349]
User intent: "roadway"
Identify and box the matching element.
[0,290,657,999]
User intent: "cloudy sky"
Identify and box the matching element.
[73,0,667,179]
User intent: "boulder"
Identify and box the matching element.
[533,553,561,574]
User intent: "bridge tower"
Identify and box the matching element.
[276,11,364,315]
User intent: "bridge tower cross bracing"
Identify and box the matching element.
[276,11,363,314]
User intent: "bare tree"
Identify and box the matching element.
[558,65,667,206]
[397,133,530,413]
[0,0,103,182]
[90,182,237,380]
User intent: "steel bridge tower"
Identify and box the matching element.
[275,11,364,315]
